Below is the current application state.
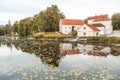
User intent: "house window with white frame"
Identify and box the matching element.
[84,27,86,30]
[65,27,67,29]
[69,27,71,29]
[96,32,99,36]
[83,32,86,36]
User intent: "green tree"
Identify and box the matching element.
[0,25,4,35]
[33,11,46,32]
[71,26,77,36]
[34,5,65,32]
[111,13,120,30]
[84,19,87,24]
[3,24,11,34]
[18,17,31,36]
[12,5,65,36]
[13,21,19,33]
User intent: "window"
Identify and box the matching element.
[102,16,105,18]
[96,32,99,36]
[69,27,71,29]
[84,27,86,30]
[77,27,80,30]
[65,27,67,29]
[83,32,86,35]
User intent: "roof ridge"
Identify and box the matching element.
[86,24,99,31]
[61,19,84,25]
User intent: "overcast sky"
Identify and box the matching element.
[0,0,120,25]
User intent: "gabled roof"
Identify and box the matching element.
[86,24,100,31]
[87,14,110,21]
[92,23,105,27]
[60,19,84,25]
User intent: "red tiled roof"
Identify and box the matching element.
[93,18,110,22]
[92,23,105,27]
[61,19,84,25]
[87,24,99,31]
[87,14,110,21]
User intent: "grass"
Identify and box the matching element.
[87,35,120,44]
[33,32,73,38]
[5,33,19,37]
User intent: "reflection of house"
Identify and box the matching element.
[87,51,109,57]
[60,43,80,56]
[60,43,72,51]
[60,43,110,57]
[59,14,113,37]
[77,44,94,53]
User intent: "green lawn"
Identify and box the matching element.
[33,32,72,38]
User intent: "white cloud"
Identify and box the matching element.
[0,0,120,25]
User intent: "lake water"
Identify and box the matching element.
[0,37,120,80]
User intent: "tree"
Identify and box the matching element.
[44,5,65,31]
[111,13,120,30]
[34,5,65,32]
[18,17,33,36]
[12,5,65,36]
[71,26,77,36]
[13,21,19,33]
[0,25,4,35]
[4,24,11,34]
[84,19,87,24]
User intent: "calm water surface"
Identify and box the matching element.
[0,37,120,80]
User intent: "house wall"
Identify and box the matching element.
[92,20,113,34]
[60,24,82,34]
[97,27,105,35]
[60,43,72,51]
[78,31,98,37]
[77,24,98,37]
[59,20,62,33]
[77,44,94,53]
[88,20,94,24]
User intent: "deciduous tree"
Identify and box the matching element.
[111,13,120,30]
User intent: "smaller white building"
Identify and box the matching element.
[59,19,84,34]
[77,24,99,37]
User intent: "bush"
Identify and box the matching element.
[71,30,77,36]
[87,36,120,44]
[108,37,120,44]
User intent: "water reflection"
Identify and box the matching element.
[0,37,120,80]
[0,37,120,67]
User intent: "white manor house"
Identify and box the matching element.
[59,14,113,37]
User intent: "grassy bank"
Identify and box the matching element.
[87,36,120,44]
[33,32,73,38]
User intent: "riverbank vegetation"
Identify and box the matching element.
[87,36,120,44]
[112,13,120,30]
[13,5,65,36]
[0,7,120,37]
[0,5,65,37]
[33,32,72,38]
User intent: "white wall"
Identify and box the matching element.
[60,24,82,34]
[97,27,105,35]
[77,44,94,53]
[92,20,113,34]
[60,43,72,51]
[88,20,95,24]
[77,24,98,37]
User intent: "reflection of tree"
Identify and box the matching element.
[0,37,12,48]
[13,40,61,67]
[111,46,120,56]
[0,37,120,67]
